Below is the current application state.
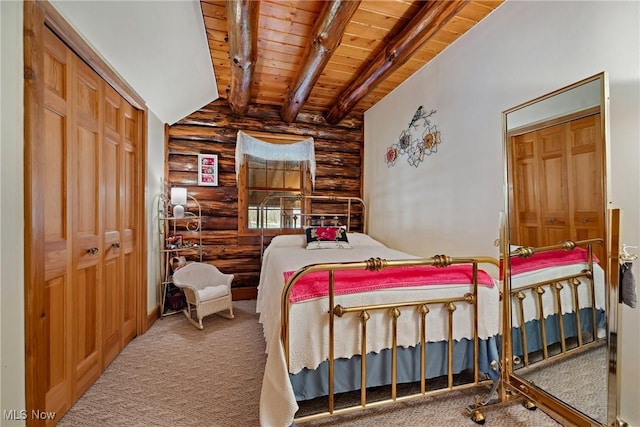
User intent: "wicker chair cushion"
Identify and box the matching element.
[198,285,229,300]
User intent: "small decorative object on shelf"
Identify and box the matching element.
[157,184,203,316]
[171,187,187,218]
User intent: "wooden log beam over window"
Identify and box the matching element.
[226,0,260,115]
[280,0,361,123]
[325,0,468,125]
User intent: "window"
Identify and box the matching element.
[246,155,305,229]
[237,132,313,234]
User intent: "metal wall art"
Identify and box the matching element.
[385,106,442,167]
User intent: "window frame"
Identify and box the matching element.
[237,132,313,236]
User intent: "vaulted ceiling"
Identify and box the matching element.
[202,0,503,124]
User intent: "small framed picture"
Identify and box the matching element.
[198,154,219,186]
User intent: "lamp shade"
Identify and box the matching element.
[170,187,187,206]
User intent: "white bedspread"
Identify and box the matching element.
[257,233,500,427]
[510,262,606,327]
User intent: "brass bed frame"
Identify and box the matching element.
[281,255,501,423]
[508,238,606,369]
[258,194,503,423]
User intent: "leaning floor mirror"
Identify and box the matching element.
[501,72,621,426]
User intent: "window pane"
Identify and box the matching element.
[266,166,284,188]
[284,169,301,188]
[247,190,303,229]
[248,190,267,206]
[248,156,266,187]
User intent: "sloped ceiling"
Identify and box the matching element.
[50,0,218,125]
[202,0,503,124]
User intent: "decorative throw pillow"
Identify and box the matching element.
[305,226,352,249]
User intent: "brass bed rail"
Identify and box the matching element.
[258,194,366,258]
[509,238,604,368]
[280,255,500,422]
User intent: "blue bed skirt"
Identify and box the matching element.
[510,307,606,357]
[290,337,500,401]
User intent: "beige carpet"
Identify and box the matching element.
[516,343,607,423]
[59,300,561,427]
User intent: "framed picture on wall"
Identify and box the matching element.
[198,154,218,186]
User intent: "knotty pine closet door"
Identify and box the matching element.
[102,83,124,369]
[72,51,103,402]
[121,93,139,348]
[41,26,141,422]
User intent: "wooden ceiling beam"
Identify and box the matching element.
[325,0,468,125]
[281,0,361,123]
[226,0,260,115]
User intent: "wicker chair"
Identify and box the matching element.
[171,262,234,329]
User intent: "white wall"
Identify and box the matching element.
[50,0,217,125]
[146,112,165,311]
[1,1,26,424]
[364,1,640,424]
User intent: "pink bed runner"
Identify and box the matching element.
[508,247,600,276]
[284,265,495,303]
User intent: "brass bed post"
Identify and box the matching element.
[552,282,567,353]
[328,269,335,414]
[515,291,528,367]
[446,302,457,389]
[359,310,370,407]
[569,278,583,347]
[587,243,598,341]
[390,307,400,401]
[418,304,429,395]
[534,287,549,360]
[472,262,479,384]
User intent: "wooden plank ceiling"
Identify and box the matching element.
[202,0,502,124]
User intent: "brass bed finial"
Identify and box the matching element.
[432,254,453,267]
[559,240,577,250]
[365,257,387,271]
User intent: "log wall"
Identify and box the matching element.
[167,100,364,299]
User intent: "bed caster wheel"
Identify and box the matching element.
[471,410,486,425]
[523,399,537,411]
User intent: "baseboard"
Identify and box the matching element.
[146,305,160,331]
[232,287,257,300]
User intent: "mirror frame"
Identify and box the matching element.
[500,72,618,426]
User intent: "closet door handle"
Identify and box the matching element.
[547,218,557,224]
[86,247,99,255]
[580,218,589,224]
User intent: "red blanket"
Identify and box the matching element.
[285,265,495,303]
[508,247,599,276]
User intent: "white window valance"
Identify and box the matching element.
[235,130,316,186]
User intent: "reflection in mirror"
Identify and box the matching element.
[504,73,610,424]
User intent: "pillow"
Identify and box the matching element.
[305,226,352,249]
[268,234,307,248]
[345,232,387,248]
